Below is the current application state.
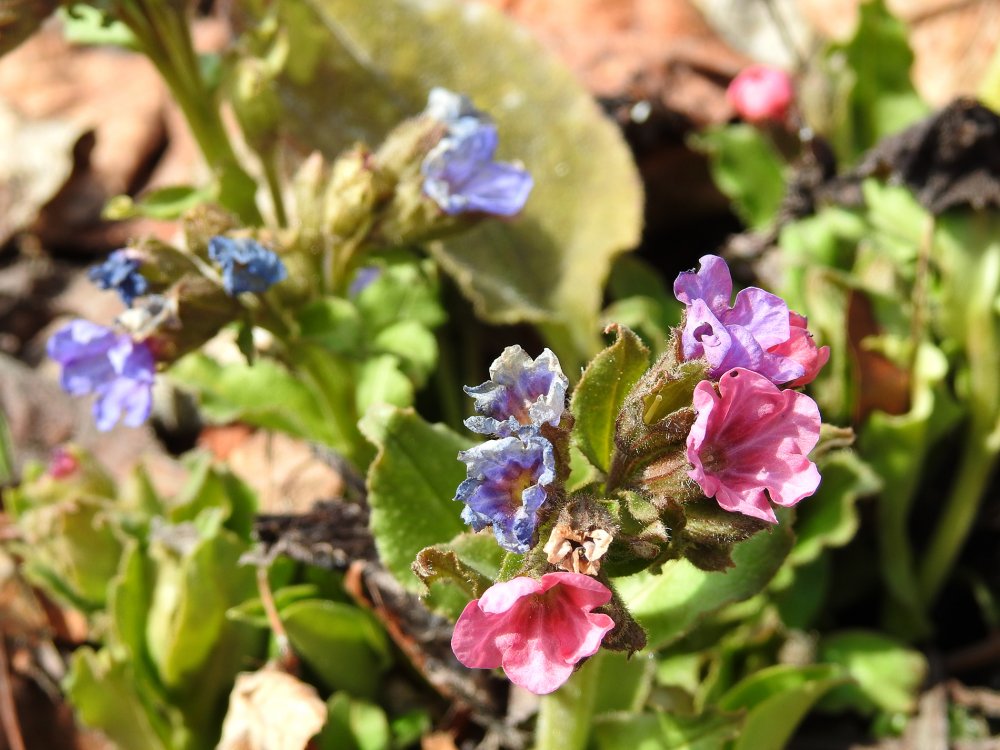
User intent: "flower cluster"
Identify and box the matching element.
[208,236,288,296]
[676,255,825,522]
[47,320,156,431]
[421,88,534,217]
[454,346,568,553]
[88,249,148,307]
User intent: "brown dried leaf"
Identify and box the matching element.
[218,666,327,750]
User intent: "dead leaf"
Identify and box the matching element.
[217,666,327,750]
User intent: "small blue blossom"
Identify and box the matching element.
[464,346,568,437]
[88,249,148,307]
[208,236,288,296]
[455,433,556,553]
[422,94,533,217]
[348,266,382,297]
[47,319,156,431]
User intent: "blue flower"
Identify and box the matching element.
[208,236,288,295]
[47,319,155,431]
[348,265,382,297]
[88,250,148,307]
[464,346,568,437]
[455,434,556,553]
[422,103,533,217]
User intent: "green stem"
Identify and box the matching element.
[120,2,261,224]
[533,651,604,750]
[918,236,1000,605]
[261,146,289,227]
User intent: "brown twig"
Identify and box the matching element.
[0,638,26,750]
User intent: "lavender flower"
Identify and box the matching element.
[464,346,568,437]
[208,236,287,296]
[674,255,806,384]
[455,434,556,553]
[422,91,533,217]
[47,320,155,431]
[88,249,148,307]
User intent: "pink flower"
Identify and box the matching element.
[687,368,821,523]
[451,572,615,694]
[767,312,830,387]
[726,65,794,124]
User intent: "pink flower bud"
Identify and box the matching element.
[451,572,615,694]
[726,65,794,124]
[767,312,830,387]
[47,447,80,479]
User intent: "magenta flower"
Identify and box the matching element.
[766,312,830,387]
[687,368,821,523]
[726,65,794,124]
[451,572,615,694]
[675,255,815,385]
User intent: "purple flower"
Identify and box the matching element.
[208,236,287,295]
[348,266,382,297]
[674,255,805,384]
[422,96,533,217]
[456,434,556,553]
[464,346,568,437]
[88,249,148,307]
[47,320,155,431]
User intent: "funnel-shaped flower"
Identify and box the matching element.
[422,99,533,217]
[727,65,794,124]
[208,236,287,295]
[88,249,148,307]
[687,368,821,523]
[464,346,568,437]
[47,320,155,431]
[451,572,615,694]
[675,255,819,385]
[456,434,556,553]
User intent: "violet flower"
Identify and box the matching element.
[686,368,821,523]
[675,255,820,385]
[455,433,556,553]
[464,345,568,437]
[422,93,533,217]
[208,236,287,296]
[451,572,615,695]
[47,319,155,431]
[88,249,148,307]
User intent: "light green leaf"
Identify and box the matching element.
[371,320,438,384]
[266,0,642,360]
[315,692,391,750]
[615,520,794,650]
[719,664,848,750]
[280,600,392,699]
[571,324,650,473]
[689,123,786,230]
[592,711,741,750]
[297,297,364,353]
[817,630,927,715]
[362,407,472,590]
[104,185,213,221]
[416,531,505,619]
[356,355,415,413]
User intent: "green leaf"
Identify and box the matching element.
[315,693,391,750]
[169,454,258,540]
[592,652,656,715]
[297,297,364,353]
[361,407,472,590]
[615,520,794,650]
[718,664,848,750]
[689,123,786,230]
[786,450,880,569]
[59,5,137,49]
[104,185,213,221]
[571,324,650,473]
[265,0,642,360]
[371,320,438,385]
[826,0,929,161]
[356,355,415,413]
[416,531,506,619]
[354,261,445,333]
[226,583,321,628]
[280,600,392,699]
[64,648,172,750]
[592,711,741,750]
[169,353,342,447]
[817,630,927,715]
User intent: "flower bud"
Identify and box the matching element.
[726,65,795,125]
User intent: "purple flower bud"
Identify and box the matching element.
[208,236,287,295]
[464,346,568,437]
[47,320,155,431]
[455,433,556,553]
[422,95,533,217]
[88,249,148,307]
